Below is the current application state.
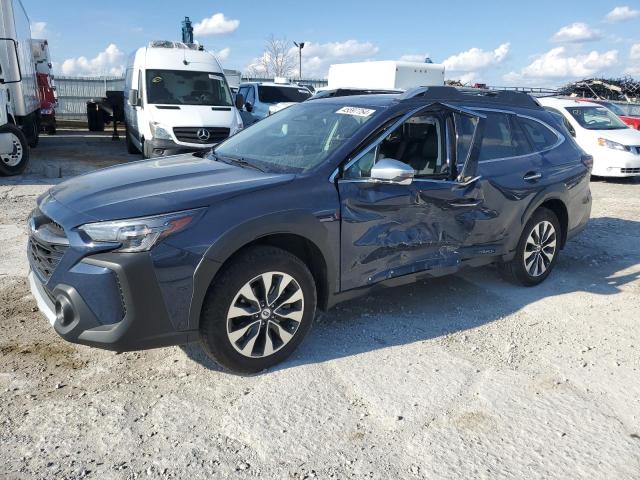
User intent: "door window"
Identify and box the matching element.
[245,86,256,106]
[478,112,527,161]
[517,117,559,151]
[345,113,447,179]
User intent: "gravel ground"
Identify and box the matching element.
[1,132,639,479]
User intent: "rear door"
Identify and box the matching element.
[336,103,485,291]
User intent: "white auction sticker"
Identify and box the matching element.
[336,106,376,117]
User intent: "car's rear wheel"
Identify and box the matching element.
[199,246,316,374]
[498,208,560,286]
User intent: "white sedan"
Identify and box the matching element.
[538,97,640,177]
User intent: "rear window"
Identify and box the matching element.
[478,112,527,161]
[518,117,559,151]
[257,86,312,104]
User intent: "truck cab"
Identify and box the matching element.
[124,41,243,159]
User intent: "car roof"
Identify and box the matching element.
[538,96,602,108]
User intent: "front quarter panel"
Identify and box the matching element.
[177,175,341,330]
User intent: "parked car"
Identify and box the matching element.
[236,80,311,125]
[539,97,640,177]
[28,87,592,373]
[123,41,243,158]
[586,99,640,130]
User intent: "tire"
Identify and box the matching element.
[199,245,317,374]
[23,115,39,148]
[0,124,30,176]
[87,106,105,132]
[125,126,140,154]
[498,208,561,286]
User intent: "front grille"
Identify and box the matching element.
[621,167,640,174]
[27,212,69,282]
[173,126,230,144]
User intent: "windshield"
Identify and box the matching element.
[599,102,626,116]
[619,103,640,117]
[146,69,233,106]
[213,103,378,173]
[257,85,311,104]
[565,106,628,130]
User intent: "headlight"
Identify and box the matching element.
[78,209,204,252]
[150,122,173,140]
[597,138,630,152]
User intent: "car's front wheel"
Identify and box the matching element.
[199,246,316,374]
[498,208,561,286]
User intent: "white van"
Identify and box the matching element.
[124,41,243,158]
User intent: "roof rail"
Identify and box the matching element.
[400,86,542,109]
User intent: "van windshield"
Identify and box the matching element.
[145,69,233,107]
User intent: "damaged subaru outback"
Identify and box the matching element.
[28,87,592,373]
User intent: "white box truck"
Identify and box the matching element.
[0,0,41,148]
[328,61,445,91]
[124,41,243,158]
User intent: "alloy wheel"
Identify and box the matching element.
[0,133,23,167]
[226,272,304,358]
[524,220,557,277]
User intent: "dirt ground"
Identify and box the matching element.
[1,131,639,479]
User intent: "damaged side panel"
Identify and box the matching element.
[338,181,489,291]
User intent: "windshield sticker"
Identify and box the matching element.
[298,89,309,94]
[208,74,218,79]
[336,106,376,117]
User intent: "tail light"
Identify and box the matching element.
[581,154,594,171]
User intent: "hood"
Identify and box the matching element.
[596,127,640,145]
[46,154,293,225]
[148,105,237,129]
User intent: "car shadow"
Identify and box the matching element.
[182,216,640,373]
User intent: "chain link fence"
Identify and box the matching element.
[54,75,328,122]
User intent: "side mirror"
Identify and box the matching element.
[245,101,253,113]
[370,158,414,185]
[128,89,140,107]
[235,93,244,110]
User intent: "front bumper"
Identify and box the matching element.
[29,251,199,352]
[148,137,217,158]
[591,149,640,177]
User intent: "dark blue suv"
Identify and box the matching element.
[28,87,592,373]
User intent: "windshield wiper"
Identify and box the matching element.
[218,155,265,172]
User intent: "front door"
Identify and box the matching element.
[336,104,485,291]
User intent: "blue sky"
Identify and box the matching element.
[22,0,640,87]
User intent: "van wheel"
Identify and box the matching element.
[199,246,317,374]
[125,126,139,154]
[0,124,30,176]
[498,208,560,286]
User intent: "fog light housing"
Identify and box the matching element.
[55,296,75,327]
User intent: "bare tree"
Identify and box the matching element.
[255,35,296,78]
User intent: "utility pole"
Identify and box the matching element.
[293,41,305,80]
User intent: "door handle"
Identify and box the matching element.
[523,171,543,182]
[448,199,482,208]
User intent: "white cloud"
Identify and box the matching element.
[293,40,379,77]
[625,43,640,75]
[60,44,125,76]
[193,13,239,36]
[213,47,231,62]
[504,47,618,85]
[440,43,509,83]
[605,6,640,23]
[443,43,510,72]
[551,22,602,43]
[31,21,47,38]
[399,54,429,63]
